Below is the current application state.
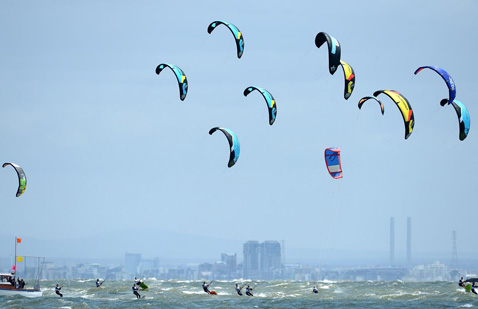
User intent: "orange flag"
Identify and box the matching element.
[16,238,22,243]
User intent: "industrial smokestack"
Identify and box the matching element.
[390,217,395,266]
[407,217,411,267]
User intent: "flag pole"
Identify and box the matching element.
[14,236,17,281]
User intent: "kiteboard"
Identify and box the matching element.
[209,291,217,295]
[139,282,149,289]
[465,283,472,292]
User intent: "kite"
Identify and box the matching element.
[339,60,355,100]
[209,127,240,167]
[324,148,342,179]
[373,90,414,139]
[155,63,188,101]
[414,65,455,106]
[315,32,341,75]
[243,86,277,125]
[358,96,384,115]
[207,20,244,59]
[2,162,27,197]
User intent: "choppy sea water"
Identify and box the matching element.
[1,279,477,308]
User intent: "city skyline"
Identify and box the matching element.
[3,214,461,266]
[2,239,474,283]
[2,227,476,273]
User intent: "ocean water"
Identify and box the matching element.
[1,279,477,308]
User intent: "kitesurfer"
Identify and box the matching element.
[132,283,141,299]
[96,279,101,288]
[55,284,63,297]
[472,283,477,295]
[245,284,253,296]
[235,283,243,296]
[134,277,141,285]
[202,281,211,294]
[313,286,318,293]
[459,277,465,287]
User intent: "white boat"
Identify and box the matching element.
[0,237,43,298]
[0,275,42,297]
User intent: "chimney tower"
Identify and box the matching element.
[390,217,395,266]
[407,217,411,266]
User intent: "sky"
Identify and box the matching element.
[0,0,477,265]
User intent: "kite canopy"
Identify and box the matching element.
[315,32,341,75]
[155,63,188,101]
[207,20,244,59]
[324,148,342,179]
[358,96,384,115]
[2,162,27,197]
[449,100,470,141]
[209,127,241,168]
[339,60,355,100]
[243,86,277,125]
[414,65,456,106]
[465,278,478,283]
[373,90,414,140]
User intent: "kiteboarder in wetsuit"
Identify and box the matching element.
[55,284,63,297]
[96,279,101,288]
[313,286,318,293]
[459,277,465,287]
[235,284,243,296]
[202,281,211,294]
[472,283,477,295]
[132,284,141,299]
[245,284,253,296]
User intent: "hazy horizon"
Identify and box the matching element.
[1,227,475,270]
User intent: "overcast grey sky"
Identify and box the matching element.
[0,0,477,263]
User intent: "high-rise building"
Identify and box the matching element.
[243,241,261,279]
[390,217,395,266]
[261,241,281,279]
[221,253,237,274]
[243,240,281,279]
[281,240,285,264]
[125,253,141,276]
[407,217,411,267]
[451,230,458,269]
